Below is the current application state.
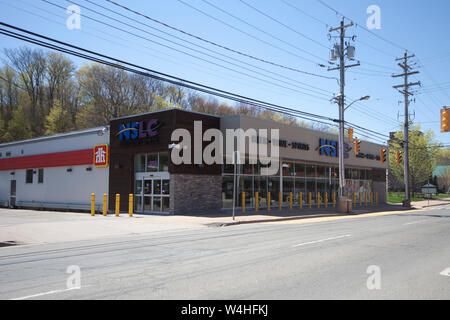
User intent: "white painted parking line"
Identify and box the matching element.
[293,234,351,247]
[10,286,85,300]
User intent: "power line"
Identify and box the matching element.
[316,0,409,53]
[279,0,329,27]
[175,0,327,66]
[238,0,330,50]
[42,0,334,100]
[101,0,332,79]
[0,22,336,124]
[0,22,390,141]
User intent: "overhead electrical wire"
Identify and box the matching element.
[0,22,339,125]
[101,0,332,79]
[175,0,328,67]
[315,0,409,53]
[41,0,333,101]
[238,0,330,50]
[8,0,321,101]
[0,21,390,142]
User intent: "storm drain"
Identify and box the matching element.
[0,241,20,248]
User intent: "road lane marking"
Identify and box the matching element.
[440,268,450,277]
[10,286,85,300]
[293,234,351,247]
[403,220,430,226]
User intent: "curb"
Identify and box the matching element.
[206,206,418,227]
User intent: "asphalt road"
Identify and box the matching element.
[0,205,449,300]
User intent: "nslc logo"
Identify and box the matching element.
[93,144,109,167]
[117,119,161,141]
[319,138,338,157]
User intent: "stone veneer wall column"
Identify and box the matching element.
[170,174,222,215]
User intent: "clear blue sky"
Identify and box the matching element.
[1,0,449,144]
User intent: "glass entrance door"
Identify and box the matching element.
[134,173,170,213]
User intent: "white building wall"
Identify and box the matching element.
[0,127,110,211]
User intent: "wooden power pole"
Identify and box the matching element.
[392,52,420,207]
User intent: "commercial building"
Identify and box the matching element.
[0,109,388,214]
[0,127,110,211]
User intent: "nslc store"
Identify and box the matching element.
[108,109,388,215]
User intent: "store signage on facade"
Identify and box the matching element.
[356,152,381,161]
[93,144,109,167]
[319,138,338,157]
[252,136,309,151]
[117,119,161,142]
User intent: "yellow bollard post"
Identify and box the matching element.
[376,192,379,205]
[365,192,368,206]
[267,192,271,211]
[242,192,245,213]
[289,192,293,210]
[324,192,328,208]
[91,193,95,216]
[129,194,133,217]
[255,192,259,212]
[317,192,320,208]
[309,192,312,208]
[102,193,107,216]
[278,192,282,211]
[333,192,336,208]
[359,192,362,206]
[115,194,120,216]
[299,192,303,210]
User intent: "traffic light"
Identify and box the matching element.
[396,150,403,165]
[380,147,387,164]
[348,128,354,143]
[354,139,360,155]
[441,107,449,132]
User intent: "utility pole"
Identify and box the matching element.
[328,18,360,209]
[392,52,420,207]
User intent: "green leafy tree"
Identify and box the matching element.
[45,100,74,135]
[2,106,32,142]
[389,125,441,196]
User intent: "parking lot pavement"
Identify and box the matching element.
[0,208,208,245]
[1,199,447,246]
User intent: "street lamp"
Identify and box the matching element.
[344,96,370,111]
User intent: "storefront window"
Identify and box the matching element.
[144,197,151,212]
[268,177,280,207]
[243,164,253,175]
[222,176,234,208]
[144,180,152,195]
[306,165,316,177]
[283,177,294,203]
[162,197,170,212]
[134,154,146,173]
[316,166,327,178]
[147,154,158,172]
[295,163,305,177]
[135,180,143,195]
[162,180,170,195]
[153,197,161,212]
[135,196,143,212]
[159,153,169,171]
[154,180,162,195]
[254,176,267,207]
[306,179,316,202]
[282,162,295,177]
